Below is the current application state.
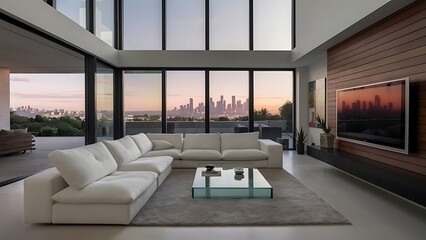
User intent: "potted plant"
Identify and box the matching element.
[295,127,308,154]
[316,115,335,148]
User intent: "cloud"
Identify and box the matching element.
[10,77,32,82]
[255,97,284,100]
[11,92,84,99]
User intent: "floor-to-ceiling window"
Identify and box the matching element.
[166,71,205,133]
[121,0,293,50]
[209,0,249,50]
[123,71,162,134]
[254,71,294,148]
[166,0,205,50]
[123,0,162,50]
[95,63,114,141]
[95,0,115,47]
[56,0,86,28]
[209,71,249,133]
[254,0,292,50]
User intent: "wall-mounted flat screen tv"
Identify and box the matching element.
[336,78,409,154]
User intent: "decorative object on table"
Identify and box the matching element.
[308,78,326,128]
[316,115,335,149]
[234,167,244,175]
[202,170,221,177]
[234,173,244,181]
[205,164,215,172]
[295,127,308,155]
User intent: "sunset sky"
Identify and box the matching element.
[11,71,293,115]
[337,82,404,112]
[10,74,85,111]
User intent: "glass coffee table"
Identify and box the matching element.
[192,167,273,199]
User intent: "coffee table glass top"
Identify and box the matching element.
[192,167,273,199]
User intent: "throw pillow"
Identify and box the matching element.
[130,133,153,155]
[152,140,174,150]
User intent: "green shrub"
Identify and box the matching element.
[39,126,58,136]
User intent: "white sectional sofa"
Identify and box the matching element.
[24,132,282,225]
[144,132,283,168]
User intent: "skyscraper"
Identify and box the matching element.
[232,96,236,113]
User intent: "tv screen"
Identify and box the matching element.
[336,78,409,154]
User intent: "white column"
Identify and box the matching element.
[0,68,10,130]
[296,67,309,135]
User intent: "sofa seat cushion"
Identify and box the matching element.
[103,136,142,166]
[222,149,268,161]
[220,132,261,150]
[52,171,157,204]
[143,148,181,160]
[183,133,221,151]
[49,142,117,189]
[181,149,222,160]
[130,133,153,155]
[118,156,173,174]
[147,133,184,150]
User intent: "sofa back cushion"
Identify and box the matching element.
[103,136,142,166]
[220,132,260,150]
[147,133,184,150]
[183,133,221,151]
[48,142,117,189]
[130,133,153,155]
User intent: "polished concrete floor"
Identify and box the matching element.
[0,151,425,240]
[0,137,84,184]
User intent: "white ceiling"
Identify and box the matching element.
[0,19,84,73]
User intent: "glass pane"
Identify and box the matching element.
[124,0,162,50]
[254,0,292,50]
[210,0,249,50]
[10,73,85,137]
[210,71,248,133]
[56,0,86,28]
[167,71,205,133]
[96,0,115,47]
[123,71,162,134]
[166,0,205,50]
[96,64,114,141]
[254,71,293,148]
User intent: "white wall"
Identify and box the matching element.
[0,69,10,130]
[0,0,117,66]
[292,0,414,64]
[307,53,328,145]
[295,67,309,145]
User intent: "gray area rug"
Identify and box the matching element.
[130,169,350,226]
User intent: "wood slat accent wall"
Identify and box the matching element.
[327,0,426,176]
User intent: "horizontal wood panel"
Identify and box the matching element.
[328,2,426,57]
[329,46,426,80]
[327,1,426,175]
[329,57,426,83]
[329,19,426,68]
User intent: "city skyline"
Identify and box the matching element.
[11,72,293,114]
[337,84,403,113]
[167,95,250,118]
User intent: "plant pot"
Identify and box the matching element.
[296,143,305,154]
[320,132,335,148]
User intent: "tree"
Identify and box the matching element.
[34,115,47,123]
[279,101,293,131]
[218,116,230,121]
[254,108,272,120]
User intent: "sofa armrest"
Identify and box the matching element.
[24,167,68,223]
[259,139,283,168]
